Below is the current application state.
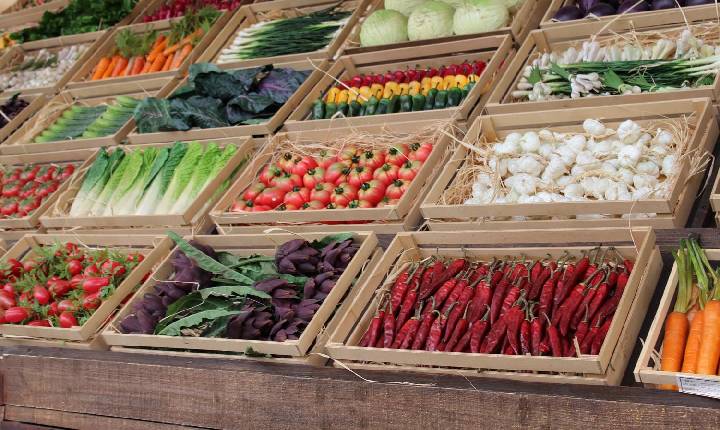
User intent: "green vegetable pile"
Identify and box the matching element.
[12,0,139,43]
[34,96,139,143]
[67,141,240,217]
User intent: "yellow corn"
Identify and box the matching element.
[336,90,349,104]
[431,76,444,90]
[357,86,372,105]
[382,82,399,99]
[370,83,384,99]
[443,75,457,89]
[408,81,421,96]
[398,83,410,95]
[325,87,340,104]
[454,74,468,88]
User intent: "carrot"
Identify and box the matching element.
[102,55,121,79]
[171,43,192,69]
[161,53,173,71]
[682,309,704,373]
[149,54,167,73]
[141,56,152,74]
[130,56,145,75]
[111,56,129,77]
[697,300,720,375]
[91,57,111,80]
[163,28,203,57]
[119,57,134,77]
[148,38,168,63]
[659,245,693,390]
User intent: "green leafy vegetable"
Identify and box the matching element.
[167,231,255,284]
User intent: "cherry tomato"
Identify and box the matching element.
[0,290,15,309]
[4,306,29,323]
[59,311,78,328]
[67,259,83,276]
[32,285,51,305]
[48,279,72,297]
[75,277,111,294]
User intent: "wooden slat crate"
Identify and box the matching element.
[326,228,663,385]
[421,98,718,230]
[284,35,513,131]
[195,0,369,68]
[0,148,96,230]
[39,137,258,233]
[126,58,328,144]
[0,76,176,155]
[210,121,456,233]
[0,233,172,342]
[0,92,45,143]
[485,24,720,115]
[339,0,549,55]
[101,231,379,358]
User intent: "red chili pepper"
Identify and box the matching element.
[547,323,562,357]
[468,307,490,353]
[445,304,470,352]
[552,264,574,315]
[440,274,468,314]
[425,303,455,352]
[467,277,492,323]
[423,277,457,315]
[539,339,550,356]
[584,274,610,326]
[580,321,600,354]
[490,262,506,287]
[469,261,491,284]
[499,283,521,320]
[563,337,574,357]
[503,344,515,355]
[389,264,417,316]
[556,284,586,336]
[419,258,466,300]
[509,261,528,283]
[412,298,436,350]
[398,306,423,350]
[505,304,525,355]
[568,249,592,288]
[442,280,476,342]
[538,269,560,321]
[520,318,531,355]
[575,315,590,345]
[395,267,423,330]
[570,270,607,331]
[530,316,543,356]
[479,313,508,354]
[528,263,552,301]
[591,319,612,355]
[366,306,386,348]
[529,259,542,283]
[382,302,396,348]
[489,276,510,324]
[417,260,445,300]
[591,267,629,326]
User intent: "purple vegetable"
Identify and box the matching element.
[651,0,677,8]
[587,2,617,15]
[684,0,711,5]
[554,5,584,20]
[578,0,599,13]
[617,0,651,11]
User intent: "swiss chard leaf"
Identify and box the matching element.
[313,233,354,249]
[202,313,235,338]
[167,231,255,285]
[199,285,271,300]
[157,309,243,336]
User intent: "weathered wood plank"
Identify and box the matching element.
[4,406,203,430]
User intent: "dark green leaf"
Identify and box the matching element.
[169,96,229,130]
[199,285,270,300]
[202,313,235,337]
[167,231,255,285]
[134,98,191,133]
[157,309,244,336]
[313,233,354,249]
[227,94,275,114]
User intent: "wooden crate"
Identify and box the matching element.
[196,0,369,69]
[0,226,43,244]
[45,211,216,236]
[107,247,384,365]
[325,228,663,384]
[0,30,104,98]
[0,77,176,155]
[540,1,720,34]
[485,25,720,115]
[340,0,548,56]
[210,121,456,233]
[0,91,45,143]
[39,137,258,232]
[421,98,718,230]
[0,233,172,341]
[284,35,513,131]
[0,0,68,32]
[0,333,108,350]
[101,231,379,357]
[0,148,96,230]
[126,58,328,144]
[634,249,720,391]
[65,11,231,89]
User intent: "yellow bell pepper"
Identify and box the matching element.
[325,87,340,104]
[454,74,468,88]
[431,76,444,90]
[370,83,384,99]
[336,90,349,104]
[382,81,399,99]
[408,81,421,96]
[421,77,432,93]
[357,86,372,105]
[398,83,410,95]
[468,73,480,83]
[347,87,359,103]
[443,75,457,89]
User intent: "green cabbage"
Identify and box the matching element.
[360,9,409,47]
[438,0,467,7]
[453,0,509,34]
[384,0,427,16]
[407,1,454,41]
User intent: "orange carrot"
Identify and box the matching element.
[163,28,203,57]
[696,300,720,375]
[147,38,168,63]
[130,56,145,75]
[149,54,167,73]
[171,44,193,69]
[102,55,121,79]
[91,57,111,80]
[141,56,152,73]
[682,309,704,373]
[119,57,134,77]
[659,246,692,390]
[161,53,173,71]
[111,56,129,77]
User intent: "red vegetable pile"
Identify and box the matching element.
[0,242,146,328]
[0,163,76,219]
[358,247,634,356]
[231,143,433,213]
[142,0,241,22]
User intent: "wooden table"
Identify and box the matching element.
[2,156,720,429]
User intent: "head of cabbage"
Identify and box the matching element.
[453,0,509,35]
[384,0,427,16]
[360,9,409,47]
[407,0,455,41]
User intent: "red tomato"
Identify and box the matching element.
[303,200,325,210]
[386,179,410,200]
[348,199,373,209]
[347,166,374,188]
[373,163,399,186]
[57,299,76,313]
[409,142,432,162]
[310,182,334,206]
[76,277,111,294]
[101,260,126,277]
[0,290,15,309]
[48,279,72,297]
[358,150,386,171]
[82,292,101,310]
[59,311,78,328]
[270,174,298,193]
[302,168,325,189]
[330,183,358,207]
[316,150,337,169]
[291,156,318,177]
[27,319,51,327]
[338,146,360,163]
[277,153,298,173]
[241,182,265,201]
[398,160,421,182]
[283,187,308,207]
[324,162,350,184]
[67,259,83,276]
[358,180,386,206]
[32,285,51,305]
[83,264,100,276]
[254,187,285,209]
[385,145,409,167]
[4,306,29,323]
[259,164,283,186]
